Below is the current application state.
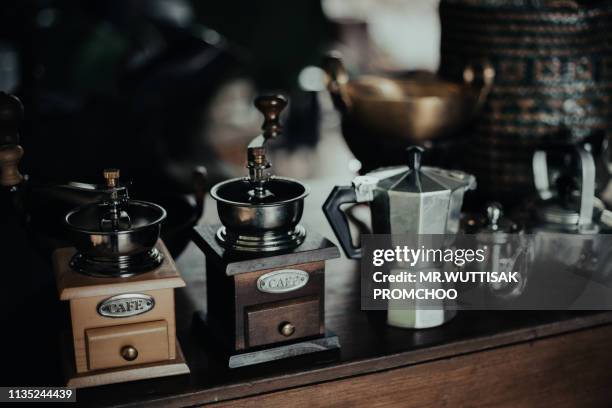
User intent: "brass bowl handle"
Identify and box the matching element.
[462,60,495,114]
[322,51,352,113]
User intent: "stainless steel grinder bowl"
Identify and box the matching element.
[211,94,311,252]
[64,170,167,277]
[211,176,309,252]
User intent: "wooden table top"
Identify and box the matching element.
[5,228,612,407]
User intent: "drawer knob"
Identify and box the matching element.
[120,345,139,361]
[279,322,295,337]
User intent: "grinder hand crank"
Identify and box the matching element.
[247,95,287,201]
[210,94,309,252]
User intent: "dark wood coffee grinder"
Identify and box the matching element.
[193,95,340,368]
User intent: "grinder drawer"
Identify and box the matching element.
[246,297,321,348]
[85,320,169,371]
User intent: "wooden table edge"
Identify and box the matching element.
[111,311,612,407]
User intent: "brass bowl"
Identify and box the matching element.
[323,53,494,171]
[346,75,472,141]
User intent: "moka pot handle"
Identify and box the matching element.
[323,185,361,259]
[323,176,378,259]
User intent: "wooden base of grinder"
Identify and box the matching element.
[194,311,340,368]
[53,240,190,388]
[62,335,189,389]
[192,225,342,369]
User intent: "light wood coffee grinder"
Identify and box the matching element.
[0,93,191,387]
[193,95,341,368]
[53,169,191,388]
[0,94,190,387]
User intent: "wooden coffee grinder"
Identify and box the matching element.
[193,95,341,368]
[0,93,190,388]
[52,168,190,388]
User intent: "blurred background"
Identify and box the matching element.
[0,0,440,188]
[4,0,610,219]
[3,0,612,279]
[0,0,452,263]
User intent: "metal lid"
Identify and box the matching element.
[538,203,580,226]
[211,176,309,207]
[535,198,600,233]
[66,200,166,234]
[65,169,166,233]
[367,146,476,194]
[483,202,520,233]
[474,202,521,244]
